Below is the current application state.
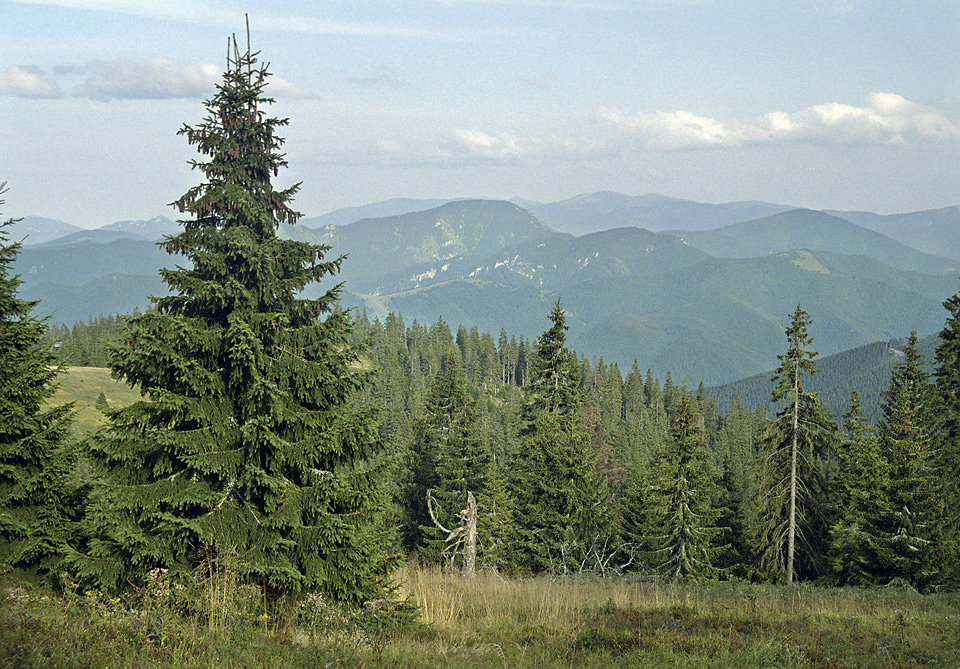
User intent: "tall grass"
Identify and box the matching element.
[396,563,960,667]
[2,562,958,667]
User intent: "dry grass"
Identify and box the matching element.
[2,562,958,667]
[393,563,960,667]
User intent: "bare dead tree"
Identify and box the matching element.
[426,489,477,577]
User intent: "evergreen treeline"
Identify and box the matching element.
[330,304,956,589]
[45,313,138,368]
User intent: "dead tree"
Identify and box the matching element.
[426,489,477,577]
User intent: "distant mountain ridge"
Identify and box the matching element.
[9,216,84,245]
[348,246,953,385]
[13,192,960,386]
[300,198,467,229]
[101,215,182,239]
[672,209,958,275]
[522,191,796,235]
[308,199,558,295]
[827,206,960,262]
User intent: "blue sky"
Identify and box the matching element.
[1,0,959,227]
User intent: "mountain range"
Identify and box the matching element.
[10,192,960,389]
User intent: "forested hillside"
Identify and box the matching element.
[15,194,960,386]
[710,334,939,422]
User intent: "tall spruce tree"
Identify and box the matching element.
[879,333,938,590]
[0,184,76,579]
[72,40,394,603]
[509,300,611,574]
[715,391,758,576]
[758,306,836,584]
[934,291,960,589]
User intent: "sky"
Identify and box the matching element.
[1,0,959,227]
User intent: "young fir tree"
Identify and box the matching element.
[826,390,887,586]
[879,333,938,590]
[475,454,515,572]
[934,292,960,590]
[509,299,611,574]
[647,392,721,579]
[0,185,76,579]
[714,391,758,577]
[757,306,837,584]
[72,42,395,603]
[620,464,655,572]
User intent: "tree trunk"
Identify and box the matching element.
[786,358,799,585]
[463,491,477,577]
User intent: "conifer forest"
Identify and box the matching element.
[2,36,960,667]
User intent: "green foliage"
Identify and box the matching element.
[46,313,134,368]
[711,334,939,425]
[646,393,721,579]
[404,356,488,563]
[935,289,960,589]
[509,300,612,573]
[0,186,76,580]
[71,44,395,604]
[757,306,838,583]
[878,333,939,591]
[826,390,888,585]
[6,567,960,667]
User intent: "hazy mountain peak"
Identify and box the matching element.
[8,216,84,245]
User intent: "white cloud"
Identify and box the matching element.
[0,65,62,98]
[601,93,960,150]
[78,58,221,100]
[598,108,755,149]
[448,129,527,160]
[0,58,308,100]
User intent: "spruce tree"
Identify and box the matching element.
[934,291,960,589]
[72,41,394,603]
[827,390,887,585]
[0,184,76,579]
[509,300,611,574]
[620,464,655,571]
[879,333,938,589]
[758,306,837,583]
[647,392,720,579]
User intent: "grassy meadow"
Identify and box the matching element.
[50,366,142,435]
[2,564,958,668]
